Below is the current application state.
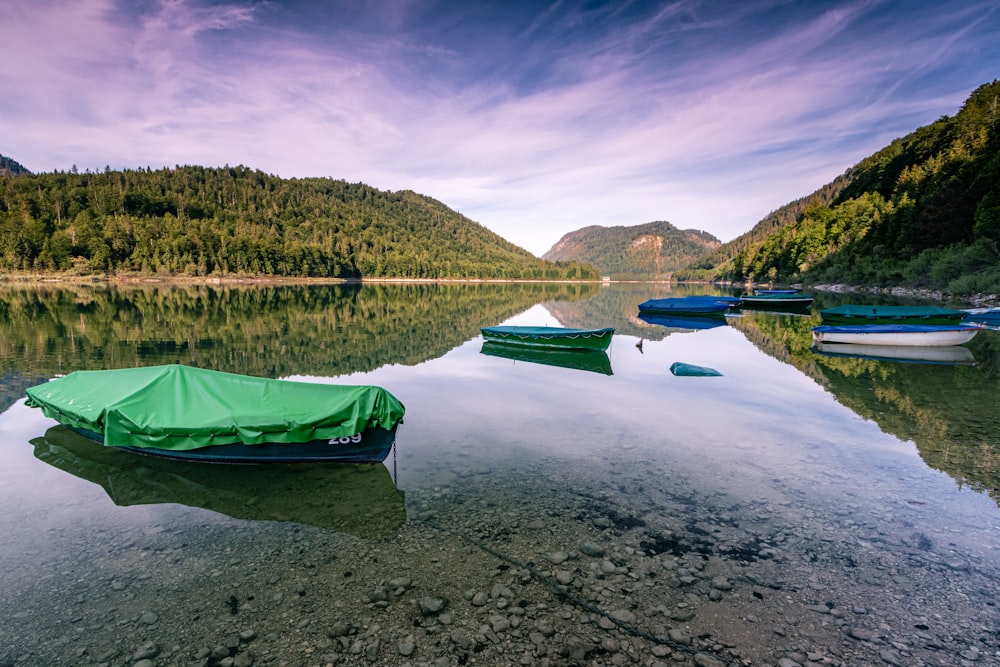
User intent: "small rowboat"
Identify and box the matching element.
[739,293,813,308]
[479,325,614,351]
[637,296,733,316]
[810,324,982,346]
[820,304,966,325]
[25,364,405,464]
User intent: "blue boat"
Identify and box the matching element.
[963,308,1000,326]
[637,296,733,316]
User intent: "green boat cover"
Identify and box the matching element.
[25,364,405,452]
[669,362,723,377]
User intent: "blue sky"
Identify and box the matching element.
[1,0,997,256]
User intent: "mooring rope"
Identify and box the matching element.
[425,519,735,666]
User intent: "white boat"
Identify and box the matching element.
[810,324,982,346]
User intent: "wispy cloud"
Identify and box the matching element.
[1,0,997,255]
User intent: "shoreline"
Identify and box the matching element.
[3,273,998,306]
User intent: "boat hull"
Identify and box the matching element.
[811,324,981,346]
[69,423,400,464]
[480,326,614,351]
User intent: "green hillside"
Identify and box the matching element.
[0,154,30,176]
[0,164,598,280]
[676,80,1000,294]
[542,221,719,279]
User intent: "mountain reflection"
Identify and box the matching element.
[0,281,598,411]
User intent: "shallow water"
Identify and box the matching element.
[0,284,998,666]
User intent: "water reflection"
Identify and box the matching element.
[31,426,405,539]
[812,342,977,365]
[479,342,614,375]
[637,312,728,331]
[1,283,999,665]
[732,310,1000,502]
[0,282,599,411]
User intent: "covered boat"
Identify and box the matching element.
[810,324,982,347]
[636,296,733,316]
[963,308,1000,326]
[480,342,613,374]
[739,293,813,308]
[24,364,405,464]
[479,325,614,350]
[820,304,966,325]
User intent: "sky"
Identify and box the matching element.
[1,1,998,256]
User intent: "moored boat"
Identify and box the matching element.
[962,307,1000,326]
[820,304,966,325]
[24,364,405,464]
[739,293,814,308]
[753,288,800,295]
[636,296,733,316]
[810,323,982,346]
[479,325,614,350]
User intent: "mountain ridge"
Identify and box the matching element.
[542,220,719,279]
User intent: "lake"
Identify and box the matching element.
[0,282,998,667]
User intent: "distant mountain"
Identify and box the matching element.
[542,221,720,279]
[676,79,1000,296]
[0,154,30,175]
[0,165,598,280]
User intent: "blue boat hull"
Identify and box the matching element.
[67,424,400,464]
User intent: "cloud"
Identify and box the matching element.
[1,0,997,255]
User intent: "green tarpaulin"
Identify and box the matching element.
[25,364,405,451]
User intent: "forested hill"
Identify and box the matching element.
[675,176,850,282]
[0,154,30,175]
[676,80,1000,295]
[542,221,720,279]
[0,165,598,280]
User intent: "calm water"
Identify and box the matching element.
[1,283,998,666]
